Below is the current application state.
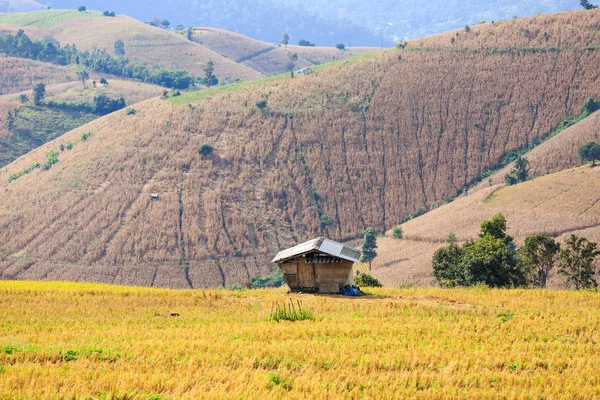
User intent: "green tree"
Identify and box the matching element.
[460,234,526,288]
[281,32,290,45]
[186,28,193,41]
[99,78,108,85]
[433,214,526,288]
[32,83,45,106]
[287,52,298,78]
[505,156,529,185]
[202,60,218,87]
[335,43,345,50]
[520,234,560,288]
[479,213,513,243]
[558,235,599,290]
[77,6,86,12]
[114,40,125,56]
[18,94,29,104]
[76,70,89,88]
[578,141,600,166]
[360,228,378,270]
[392,226,403,239]
[432,243,464,287]
[446,232,457,243]
[581,0,598,10]
[161,20,171,29]
[198,144,214,158]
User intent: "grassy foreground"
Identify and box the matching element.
[1,282,599,399]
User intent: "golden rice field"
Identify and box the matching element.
[1,281,599,399]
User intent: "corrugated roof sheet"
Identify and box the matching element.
[271,237,361,263]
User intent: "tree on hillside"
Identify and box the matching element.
[161,20,171,29]
[336,43,345,50]
[558,235,599,290]
[504,156,529,186]
[433,214,527,288]
[77,70,89,88]
[99,78,108,85]
[114,40,125,56]
[298,39,315,47]
[581,0,598,10]
[32,83,45,106]
[360,228,378,270]
[18,94,29,104]
[77,6,86,12]
[287,52,298,77]
[479,213,513,243]
[578,141,600,166]
[201,60,218,87]
[186,28,193,41]
[281,32,290,45]
[520,234,560,288]
[150,17,161,27]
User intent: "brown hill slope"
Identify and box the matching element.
[0,57,75,95]
[0,10,262,82]
[372,165,600,287]
[191,27,377,76]
[2,10,600,288]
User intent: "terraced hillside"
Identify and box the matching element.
[0,10,261,82]
[191,27,377,76]
[2,9,600,288]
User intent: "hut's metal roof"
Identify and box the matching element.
[271,237,361,263]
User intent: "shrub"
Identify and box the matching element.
[125,107,137,116]
[77,6,86,12]
[198,144,214,158]
[269,300,315,322]
[80,131,92,141]
[250,269,285,289]
[335,43,345,50]
[99,78,108,85]
[392,226,403,239]
[465,24,471,32]
[354,272,383,288]
[446,232,457,243]
[256,100,268,110]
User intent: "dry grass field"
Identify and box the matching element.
[1,281,600,399]
[2,10,600,288]
[374,166,600,287]
[0,56,75,95]
[0,11,262,82]
[190,27,377,76]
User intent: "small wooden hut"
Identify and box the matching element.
[272,237,361,294]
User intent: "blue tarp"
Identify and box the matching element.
[342,285,361,297]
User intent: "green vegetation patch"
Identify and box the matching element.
[0,105,95,168]
[0,10,103,28]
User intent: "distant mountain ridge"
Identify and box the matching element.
[0,0,44,13]
[43,0,581,45]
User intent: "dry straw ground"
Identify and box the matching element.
[1,281,600,399]
[2,9,600,288]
